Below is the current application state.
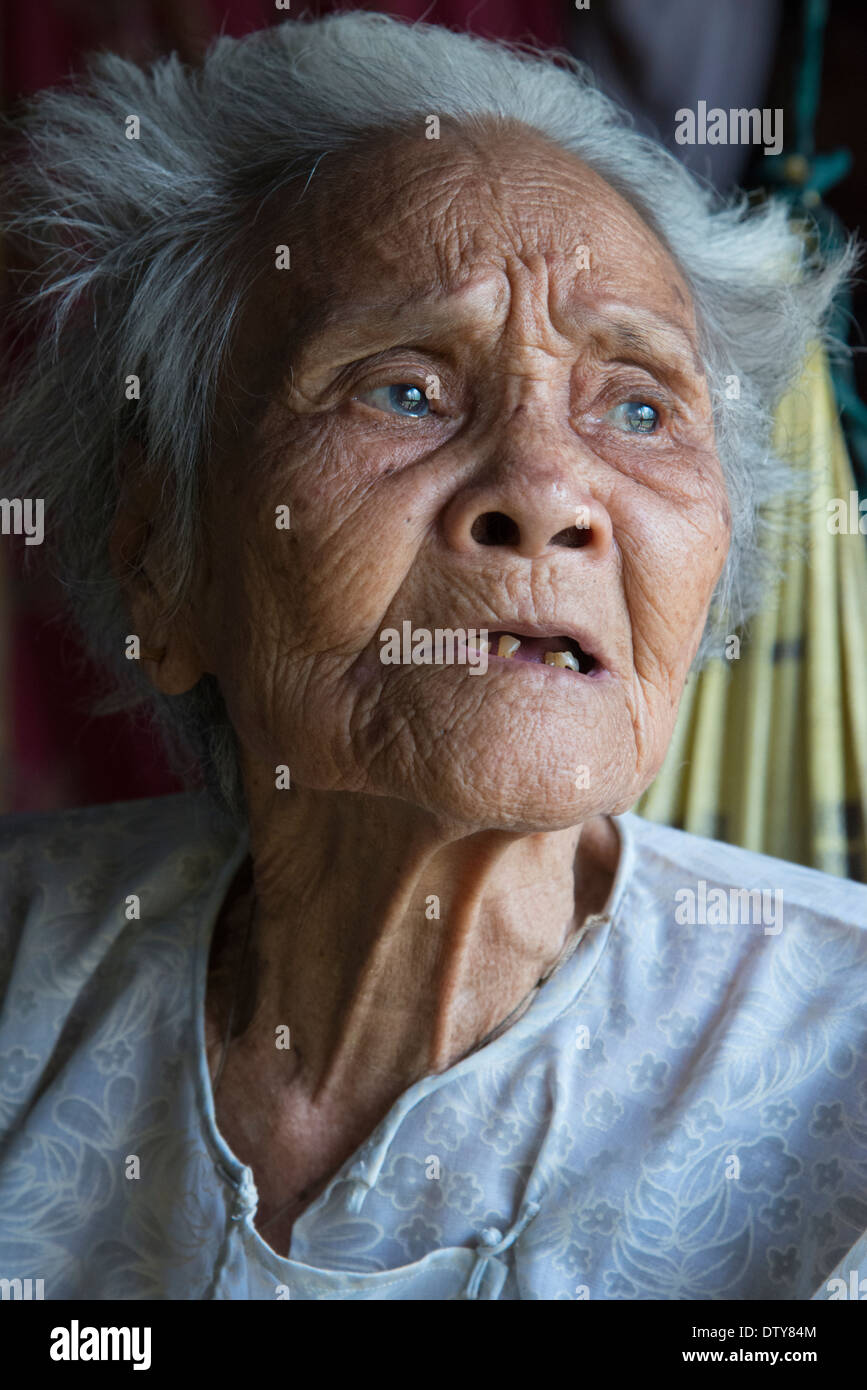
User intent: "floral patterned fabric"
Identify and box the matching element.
[0,793,865,1300]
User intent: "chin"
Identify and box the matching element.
[394,766,632,835]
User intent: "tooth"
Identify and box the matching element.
[544,650,580,670]
[498,635,521,658]
[466,635,491,655]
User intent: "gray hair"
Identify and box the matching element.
[0,11,855,824]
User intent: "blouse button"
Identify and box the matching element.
[479,1226,503,1247]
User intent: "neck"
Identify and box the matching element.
[207,785,620,1125]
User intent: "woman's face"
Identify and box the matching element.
[186,125,731,830]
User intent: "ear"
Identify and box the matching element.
[109,448,208,696]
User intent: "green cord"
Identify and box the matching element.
[753,0,867,500]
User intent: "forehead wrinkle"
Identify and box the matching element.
[288,205,700,392]
[284,131,701,374]
[292,287,701,388]
[329,141,515,281]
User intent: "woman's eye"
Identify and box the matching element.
[606,400,660,434]
[355,383,430,418]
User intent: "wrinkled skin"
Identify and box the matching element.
[116,121,731,1248]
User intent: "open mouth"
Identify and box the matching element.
[482,631,600,675]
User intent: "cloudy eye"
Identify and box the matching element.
[607,400,659,434]
[356,383,430,418]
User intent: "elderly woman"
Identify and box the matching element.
[0,12,865,1303]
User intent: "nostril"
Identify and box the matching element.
[470,511,521,546]
[550,526,591,549]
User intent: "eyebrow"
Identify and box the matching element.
[290,288,703,391]
[290,286,489,377]
[585,315,704,386]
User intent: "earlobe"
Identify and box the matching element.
[126,604,207,697]
[145,638,206,696]
[109,463,208,696]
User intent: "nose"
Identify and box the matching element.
[441,469,614,561]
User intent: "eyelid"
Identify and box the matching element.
[599,349,697,395]
[340,348,448,391]
[606,394,668,417]
[595,366,673,404]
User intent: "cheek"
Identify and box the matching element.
[223,430,421,642]
[620,469,730,661]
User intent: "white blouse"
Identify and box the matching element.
[0,792,865,1300]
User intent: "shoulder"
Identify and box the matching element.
[0,791,239,925]
[0,792,244,1058]
[0,794,245,1297]
[606,811,867,1025]
[617,811,867,936]
[0,791,240,936]
[0,788,236,867]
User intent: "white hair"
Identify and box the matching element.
[0,11,855,822]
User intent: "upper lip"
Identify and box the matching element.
[481,621,612,673]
